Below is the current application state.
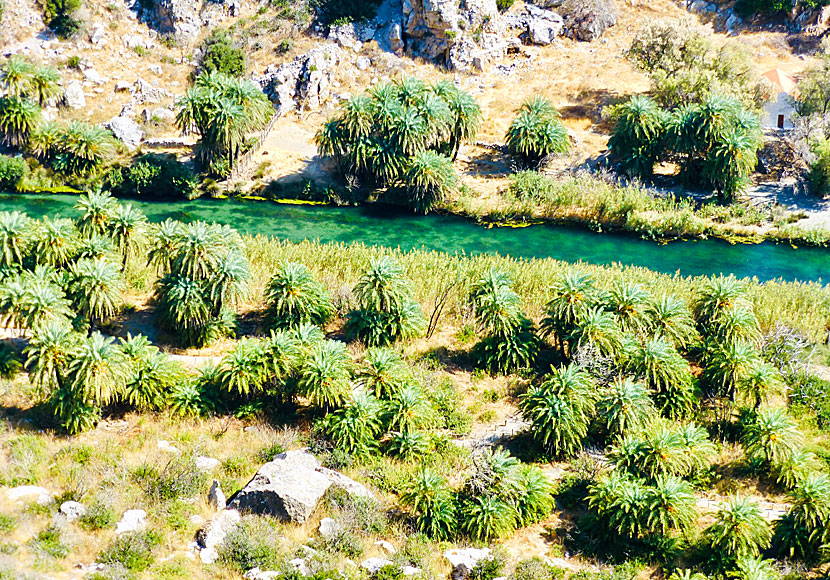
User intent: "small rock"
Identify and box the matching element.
[189,514,205,525]
[444,548,492,580]
[194,456,221,472]
[83,68,104,84]
[60,501,86,522]
[361,557,394,575]
[63,81,86,109]
[195,509,241,564]
[106,116,143,149]
[151,107,176,122]
[89,22,106,46]
[355,56,371,71]
[114,80,132,92]
[208,480,226,511]
[157,439,180,454]
[287,559,311,577]
[116,509,147,534]
[6,486,51,505]
[374,540,396,554]
[318,517,341,538]
[403,566,421,577]
[148,64,162,75]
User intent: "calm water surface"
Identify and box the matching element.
[2,192,827,284]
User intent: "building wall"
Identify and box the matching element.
[762,91,795,130]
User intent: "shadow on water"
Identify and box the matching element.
[1,192,828,284]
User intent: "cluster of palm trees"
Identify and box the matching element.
[0,56,114,180]
[315,77,481,213]
[175,71,273,176]
[505,96,570,164]
[609,94,763,201]
[401,448,553,542]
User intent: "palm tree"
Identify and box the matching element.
[712,304,759,344]
[338,94,374,139]
[741,407,803,466]
[108,203,147,271]
[147,219,181,273]
[459,495,517,541]
[506,96,569,163]
[265,262,333,330]
[324,390,382,456]
[0,96,40,147]
[774,450,821,491]
[155,275,211,347]
[587,470,648,539]
[676,422,716,475]
[67,331,129,406]
[779,473,830,557]
[540,270,598,349]
[21,280,74,330]
[353,256,410,312]
[609,422,691,482]
[471,269,524,337]
[740,362,781,410]
[205,250,250,316]
[400,468,457,540]
[56,122,115,175]
[386,430,430,460]
[29,65,61,106]
[0,56,33,97]
[402,150,458,214]
[0,211,30,268]
[514,464,554,526]
[704,496,772,562]
[24,319,75,397]
[627,335,695,419]
[704,340,761,401]
[644,474,697,536]
[596,377,656,438]
[67,257,124,327]
[520,379,589,458]
[0,279,29,332]
[27,120,61,159]
[569,307,623,358]
[433,79,482,160]
[297,339,352,410]
[216,338,267,397]
[31,217,79,268]
[647,294,698,349]
[121,333,186,410]
[608,95,667,178]
[384,384,433,434]
[170,221,226,282]
[76,234,114,260]
[693,275,749,334]
[356,347,410,400]
[603,281,653,334]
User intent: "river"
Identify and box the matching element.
[2,192,827,284]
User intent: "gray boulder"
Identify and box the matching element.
[60,501,86,522]
[208,480,226,511]
[149,0,202,44]
[106,116,143,149]
[116,509,147,534]
[227,450,372,524]
[402,0,460,59]
[362,558,394,575]
[255,45,341,113]
[63,81,86,109]
[526,4,564,44]
[195,508,241,564]
[444,548,492,580]
[558,0,617,41]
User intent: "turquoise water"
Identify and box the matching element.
[2,192,828,284]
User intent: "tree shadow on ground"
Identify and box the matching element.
[559,87,626,132]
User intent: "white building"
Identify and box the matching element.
[761,68,797,130]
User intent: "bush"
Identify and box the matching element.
[734,0,793,16]
[0,155,29,190]
[40,0,83,38]
[98,530,161,571]
[78,499,116,530]
[131,458,209,503]
[199,31,246,77]
[219,515,284,572]
[111,154,199,199]
[310,0,382,25]
[807,137,830,197]
[27,525,69,559]
[496,0,515,10]
[512,557,566,580]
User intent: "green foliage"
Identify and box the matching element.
[627,335,695,419]
[98,531,161,571]
[496,0,515,10]
[265,261,333,330]
[704,496,772,566]
[176,72,272,174]
[807,137,830,197]
[199,30,246,77]
[595,377,656,439]
[734,0,793,17]
[111,154,199,199]
[315,78,479,211]
[520,364,595,457]
[399,468,457,540]
[0,96,41,148]
[39,0,83,38]
[608,95,667,178]
[345,256,425,346]
[323,391,383,456]
[298,339,352,409]
[0,155,28,190]
[28,524,69,559]
[793,54,830,117]
[310,0,382,25]
[50,121,116,176]
[775,473,830,560]
[740,407,803,466]
[505,96,570,162]
[78,500,116,530]
[625,19,769,110]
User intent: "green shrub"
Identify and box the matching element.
[505,96,570,163]
[219,515,284,572]
[40,0,83,38]
[469,553,505,580]
[0,155,29,190]
[98,530,161,571]
[734,0,793,16]
[199,31,246,77]
[131,458,209,503]
[310,0,382,25]
[111,154,199,199]
[79,500,116,530]
[28,525,69,559]
[0,343,21,379]
[86,564,137,580]
[512,557,566,580]
[0,514,16,535]
[807,137,830,197]
[496,0,515,10]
